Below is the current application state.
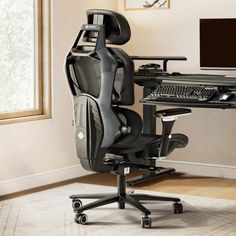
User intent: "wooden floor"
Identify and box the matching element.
[1,172,236,201]
[76,172,236,201]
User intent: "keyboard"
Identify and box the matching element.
[144,83,218,102]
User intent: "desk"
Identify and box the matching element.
[127,74,236,185]
[135,74,236,135]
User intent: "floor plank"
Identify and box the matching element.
[1,172,236,201]
[75,172,236,200]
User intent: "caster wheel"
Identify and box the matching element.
[141,216,152,228]
[74,213,88,225]
[72,199,82,210]
[173,202,183,214]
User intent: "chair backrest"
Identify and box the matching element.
[65,9,136,172]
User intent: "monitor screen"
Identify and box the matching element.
[200,18,236,69]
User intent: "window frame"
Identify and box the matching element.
[0,0,51,125]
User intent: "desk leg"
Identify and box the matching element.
[143,88,156,135]
[127,87,176,186]
[143,87,156,167]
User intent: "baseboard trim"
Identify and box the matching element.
[156,160,236,179]
[0,165,91,196]
[1,161,235,196]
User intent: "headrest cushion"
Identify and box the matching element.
[84,9,131,45]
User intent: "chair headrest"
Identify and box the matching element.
[84,9,131,45]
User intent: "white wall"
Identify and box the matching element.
[118,0,236,169]
[0,0,117,195]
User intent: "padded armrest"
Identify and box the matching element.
[155,108,192,118]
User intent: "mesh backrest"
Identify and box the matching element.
[72,56,101,98]
[68,48,135,105]
[110,48,135,105]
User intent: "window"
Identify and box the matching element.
[0,0,51,124]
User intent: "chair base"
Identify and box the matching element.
[70,172,183,228]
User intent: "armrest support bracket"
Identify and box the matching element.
[154,108,191,157]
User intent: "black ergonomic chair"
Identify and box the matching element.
[65,9,191,228]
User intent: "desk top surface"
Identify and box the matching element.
[135,74,236,86]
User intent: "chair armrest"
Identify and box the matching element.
[155,108,191,157]
[155,108,192,119]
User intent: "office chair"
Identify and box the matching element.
[65,9,191,228]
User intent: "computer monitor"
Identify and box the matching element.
[200,18,236,70]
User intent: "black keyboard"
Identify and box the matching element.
[144,84,218,102]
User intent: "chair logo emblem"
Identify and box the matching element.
[78,132,85,140]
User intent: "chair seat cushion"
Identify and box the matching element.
[108,134,160,154]
[108,133,188,156]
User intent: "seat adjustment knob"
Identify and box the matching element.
[121,125,131,134]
